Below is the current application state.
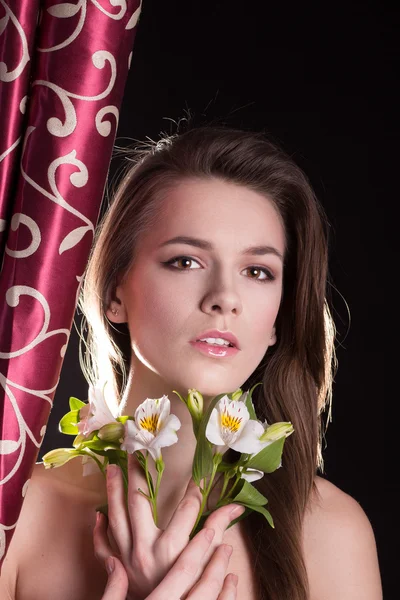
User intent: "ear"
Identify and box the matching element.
[269,326,277,346]
[106,291,128,324]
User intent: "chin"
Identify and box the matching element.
[171,370,247,400]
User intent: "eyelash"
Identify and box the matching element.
[162,255,276,283]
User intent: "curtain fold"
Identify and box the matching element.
[0,0,142,564]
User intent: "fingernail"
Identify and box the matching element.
[107,464,118,478]
[205,528,215,542]
[229,573,238,587]
[230,504,245,518]
[224,544,233,557]
[106,556,115,574]
[96,511,102,524]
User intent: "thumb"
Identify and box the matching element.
[100,556,129,600]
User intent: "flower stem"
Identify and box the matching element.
[217,471,233,504]
[190,458,220,536]
[227,473,242,499]
[144,452,160,526]
[152,459,165,527]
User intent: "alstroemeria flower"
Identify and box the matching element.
[121,395,181,461]
[77,385,117,437]
[206,394,268,455]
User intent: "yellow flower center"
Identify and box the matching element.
[220,411,242,433]
[140,413,160,434]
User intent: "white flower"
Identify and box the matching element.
[206,394,269,455]
[121,395,181,461]
[77,385,116,437]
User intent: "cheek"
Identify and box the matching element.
[249,287,281,341]
[127,275,190,338]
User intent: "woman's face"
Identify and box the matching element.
[110,177,286,399]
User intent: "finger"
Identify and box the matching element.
[217,574,238,600]
[93,512,114,564]
[158,478,202,553]
[127,452,159,546]
[106,464,133,557]
[186,544,233,599]
[145,528,216,600]
[198,503,245,561]
[100,556,129,600]
[202,503,245,542]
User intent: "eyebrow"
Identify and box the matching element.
[159,236,284,261]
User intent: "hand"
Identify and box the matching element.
[94,454,244,599]
[100,529,239,600]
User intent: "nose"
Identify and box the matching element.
[200,274,243,316]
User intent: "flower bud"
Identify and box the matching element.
[187,389,203,420]
[230,388,243,401]
[42,448,80,469]
[73,433,86,448]
[259,421,294,442]
[98,422,125,443]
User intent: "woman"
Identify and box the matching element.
[0,126,382,599]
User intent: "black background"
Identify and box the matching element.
[39,0,391,596]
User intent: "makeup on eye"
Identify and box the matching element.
[161,255,276,282]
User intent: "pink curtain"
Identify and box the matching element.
[0,0,142,564]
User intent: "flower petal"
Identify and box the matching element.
[79,386,116,436]
[230,419,266,454]
[241,467,264,482]
[135,397,165,435]
[217,397,250,438]
[150,414,181,451]
[90,386,115,423]
[205,408,226,445]
[157,395,171,431]
[121,421,150,453]
[121,436,147,454]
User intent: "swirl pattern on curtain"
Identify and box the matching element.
[0,0,142,563]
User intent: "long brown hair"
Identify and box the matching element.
[79,125,336,600]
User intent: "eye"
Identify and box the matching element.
[243,266,275,282]
[162,256,202,270]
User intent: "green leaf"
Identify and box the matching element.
[244,395,257,420]
[231,479,268,506]
[244,504,275,528]
[73,431,96,448]
[245,382,262,420]
[249,381,263,397]
[69,397,86,411]
[246,437,285,473]
[59,409,80,435]
[79,438,120,452]
[192,392,226,485]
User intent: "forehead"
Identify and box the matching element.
[149,177,286,251]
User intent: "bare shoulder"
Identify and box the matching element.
[303,475,383,600]
[1,459,107,600]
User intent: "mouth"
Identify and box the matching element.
[191,329,240,350]
[189,340,239,358]
[195,339,235,348]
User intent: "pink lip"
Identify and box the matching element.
[189,340,239,358]
[191,329,240,349]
